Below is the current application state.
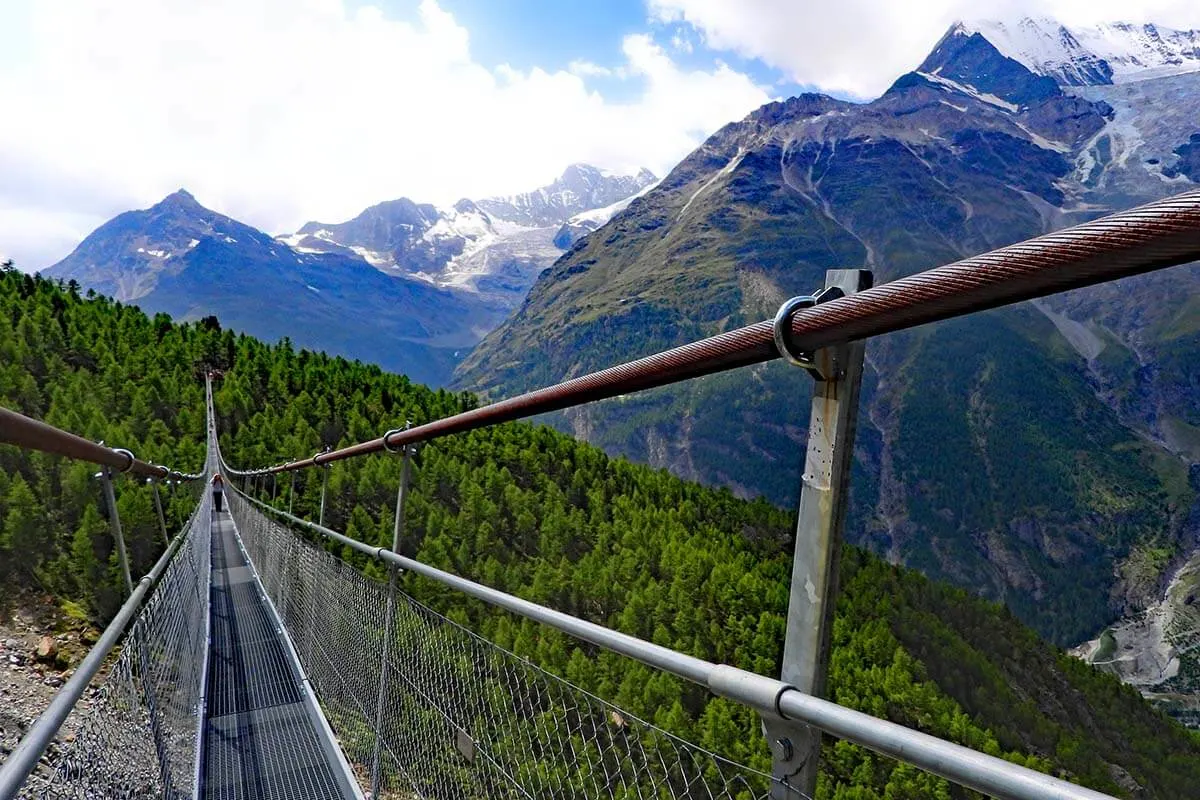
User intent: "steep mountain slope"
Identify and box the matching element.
[45,190,495,386]
[281,164,656,308]
[456,22,1200,648]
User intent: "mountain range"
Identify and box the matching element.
[278,164,656,307]
[457,13,1200,686]
[44,165,655,385]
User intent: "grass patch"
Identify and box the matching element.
[1163,416,1200,463]
[59,598,90,623]
[1151,293,1200,342]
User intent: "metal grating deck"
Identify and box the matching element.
[201,511,360,800]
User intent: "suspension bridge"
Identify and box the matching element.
[4,191,1200,800]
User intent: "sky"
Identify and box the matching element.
[2,0,1200,269]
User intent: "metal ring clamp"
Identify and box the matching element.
[772,287,845,368]
[772,296,819,367]
[382,420,413,454]
[111,448,136,473]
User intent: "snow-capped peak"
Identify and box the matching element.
[959,17,1200,86]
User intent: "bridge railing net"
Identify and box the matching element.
[227,490,782,800]
[17,491,212,800]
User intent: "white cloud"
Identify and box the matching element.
[568,59,615,78]
[0,0,771,269]
[670,29,694,54]
[649,0,1200,99]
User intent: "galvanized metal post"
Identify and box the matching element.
[370,441,414,798]
[767,269,870,799]
[288,472,296,517]
[318,465,330,528]
[98,466,134,596]
[150,479,170,545]
[270,472,277,503]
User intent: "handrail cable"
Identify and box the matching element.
[0,406,201,481]
[228,481,1115,800]
[224,189,1200,476]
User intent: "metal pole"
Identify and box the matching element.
[767,269,870,799]
[98,466,134,595]
[318,466,329,528]
[370,443,414,798]
[288,472,296,517]
[271,471,277,503]
[150,480,170,545]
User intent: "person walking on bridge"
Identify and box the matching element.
[212,473,224,512]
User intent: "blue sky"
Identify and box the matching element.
[414,0,816,100]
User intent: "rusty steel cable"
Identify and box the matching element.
[0,407,200,481]
[229,188,1200,476]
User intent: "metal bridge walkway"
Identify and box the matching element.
[202,507,360,800]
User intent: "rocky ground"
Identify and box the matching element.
[1072,545,1200,726]
[0,594,98,765]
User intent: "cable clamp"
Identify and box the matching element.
[772,287,845,377]
[111,448,136,473]
[383,421,416,455]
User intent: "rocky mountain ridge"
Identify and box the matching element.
[280,164,655,308]
[44,189,499,385]
[961,17,1200,86]
[43,164,654,384]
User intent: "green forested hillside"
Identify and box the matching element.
[3,267,1200,798]
[0,265,207,620]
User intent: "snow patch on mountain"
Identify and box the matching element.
[918,71,1020,112]
[572,180,657,226]
[963,18,1200,86]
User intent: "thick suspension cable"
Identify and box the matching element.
[0,406,201,481]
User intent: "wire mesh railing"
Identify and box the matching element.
[226,488,783,800]
[13,492,212,800]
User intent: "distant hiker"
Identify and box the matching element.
[212,474,224,512]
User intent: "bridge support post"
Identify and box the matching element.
[150,479,170,545]
[288,472,296,517]
[318,465,330,527]
[766,268,871,799]
[98,466,134,595]
[370,438,415,799]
